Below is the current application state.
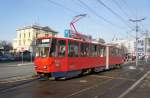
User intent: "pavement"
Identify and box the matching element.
[124,70,150,98]
[0,61,35,80]
[0,61,150,98]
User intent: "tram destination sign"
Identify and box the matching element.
[42,39,50,43]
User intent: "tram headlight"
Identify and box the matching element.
[43,66,47,69]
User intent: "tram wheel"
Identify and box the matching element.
[81,68,92,75]
[93,67,104,73]
[116,64,122,69]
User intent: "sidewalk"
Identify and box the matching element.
[0,61,33,67]
[0,62,35,81]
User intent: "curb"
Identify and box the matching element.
[17,63,34,66]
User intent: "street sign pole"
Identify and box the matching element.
[30,52,32,63]
[21,47,24,64]
[29,47,32,63]
[22,52,23,64]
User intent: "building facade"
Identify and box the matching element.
[111,33,150,58]
[13,25,58,55]
[137,33,150,56]
[111,38,135,55]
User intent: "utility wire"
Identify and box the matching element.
[121,0,136,18]
[139,22,148,33]
[47,0,132,39]
[73,0,123,37]
[111,0,130,19]
[47,0,79,14]
[78,0,124,30]
[96,0,133,30]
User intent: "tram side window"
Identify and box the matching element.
[80,43,89,56]
[37,47,49,57]
[90,44,98,57]
[111,48,118,56]
[57,40,66,57]
[68,41,79,57]
[99,46,105,57]
[111,48,115,56]
[36,38,51,57]
[116,49,119,56]
[49,38,57,57]
[117,49,122,56]
[119,49,123,56]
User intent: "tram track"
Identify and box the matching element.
[64,79,112,98]
[64,63,150,98]
[0,62,150,98]
[0,75,37,83]
[0,75,38,93]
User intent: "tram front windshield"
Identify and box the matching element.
[36,38,56,57]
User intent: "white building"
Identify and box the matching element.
[111,38,135,55]
[137,33,150,56]
[111,33,150,57]
[13,25,58,54]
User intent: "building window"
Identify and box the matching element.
[148,39,150,46]
[20,34,21,38]
[24,33,26,38]
[138,48,144,52]
[141,40,144,46]
[36,33,38,38]
[147,48,150,52]
[29,32,30,38]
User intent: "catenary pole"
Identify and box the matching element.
[129,18,145,66]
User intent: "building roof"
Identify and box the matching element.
[16,25,58,34]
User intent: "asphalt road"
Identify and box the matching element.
[0,62,150,98]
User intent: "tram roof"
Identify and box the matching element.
[37,36,121,49]
[37,36,106,46]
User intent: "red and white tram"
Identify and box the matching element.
[34,36,124,79]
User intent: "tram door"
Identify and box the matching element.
[68,40,80,70]
[55,39,68,71]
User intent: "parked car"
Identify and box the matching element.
[4,54,15,61]
[0,55,8,61]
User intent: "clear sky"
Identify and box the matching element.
[0,0,150,42]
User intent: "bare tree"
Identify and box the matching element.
[0,40,13,51]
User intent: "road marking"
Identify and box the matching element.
[79,80,88,83]
[65,79,112,98]
[118,70,150,98]
[90,75,136,81]
[94,96,98,98]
